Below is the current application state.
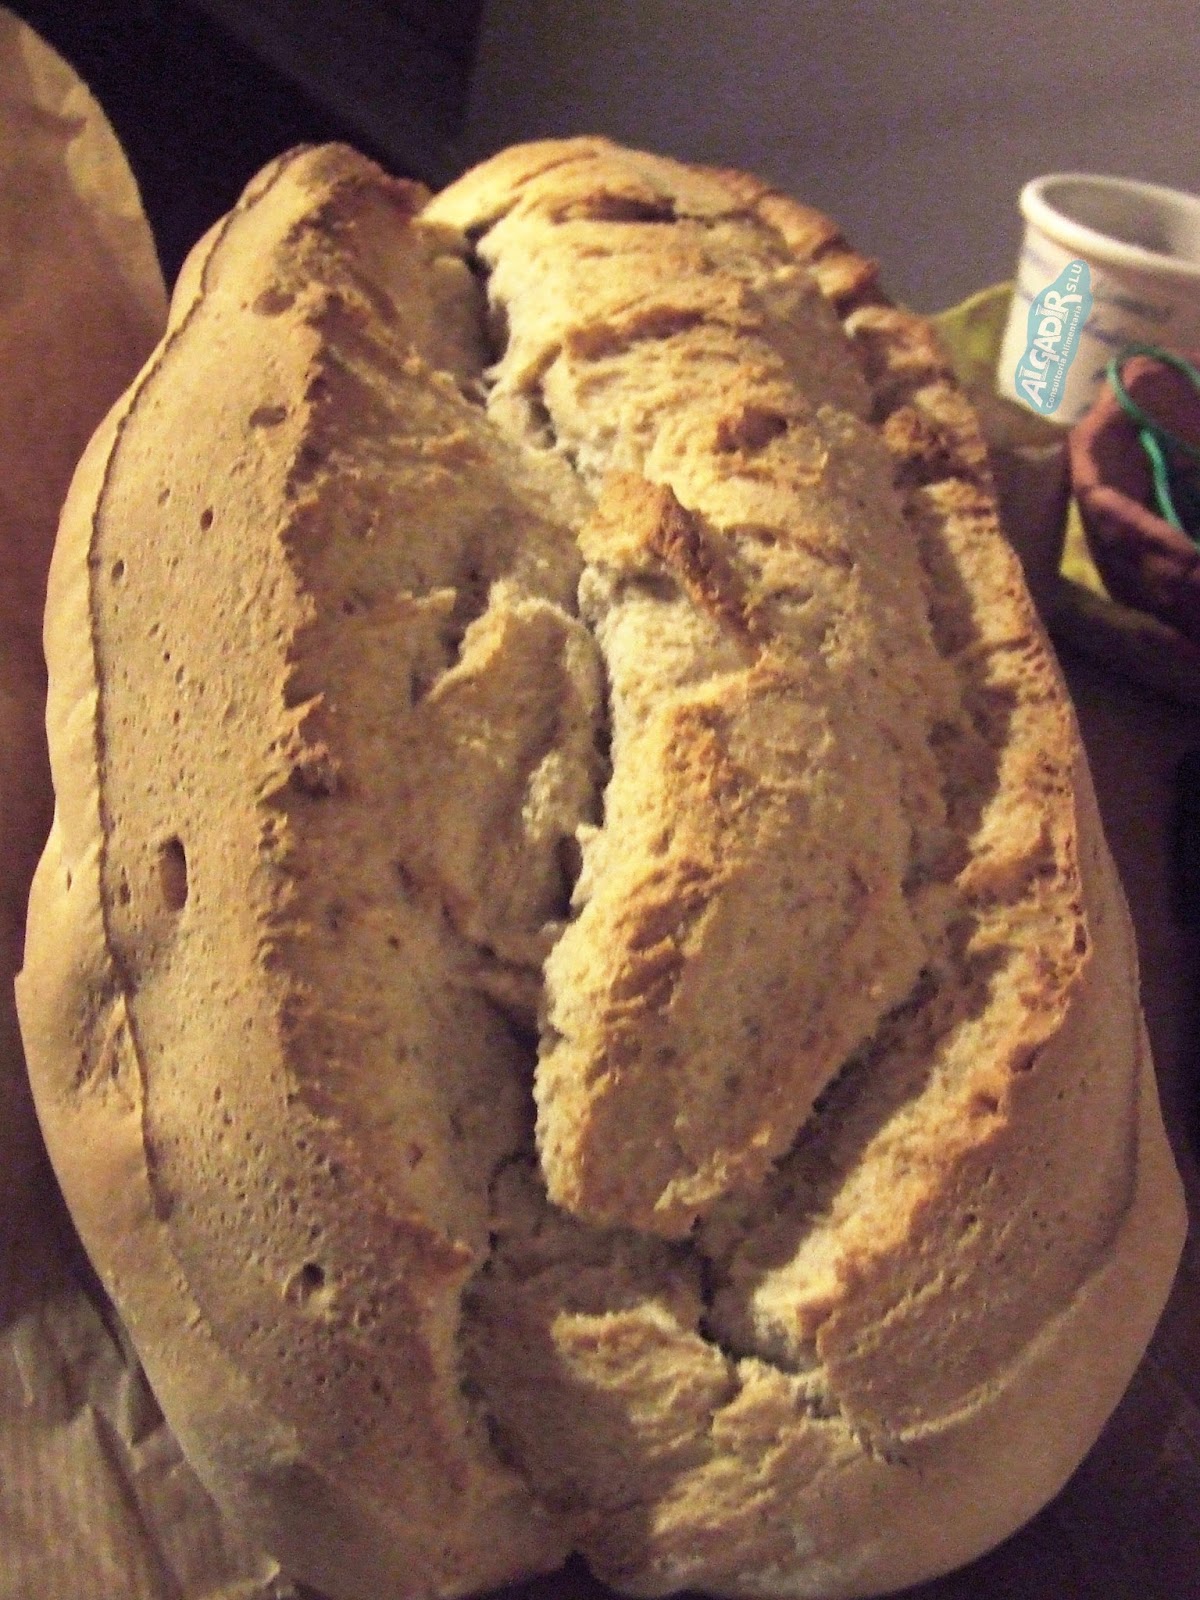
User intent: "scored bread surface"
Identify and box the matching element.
[17,138,1185,1600]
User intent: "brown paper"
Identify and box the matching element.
[0,13,294,1598]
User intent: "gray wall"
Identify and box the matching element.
[466,0,1199,310]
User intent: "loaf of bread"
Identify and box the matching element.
[17,139,1186,1599]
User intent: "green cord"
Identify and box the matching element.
[1105,344,1200,540]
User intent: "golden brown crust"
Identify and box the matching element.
[19,144,571,1599]
[18,137,1187,1600]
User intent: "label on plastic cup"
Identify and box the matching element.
[997,174,1200,425]
[1012,259,1093,415]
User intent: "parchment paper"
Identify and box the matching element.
[0,14,294,1597]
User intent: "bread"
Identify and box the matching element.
[16,138,1186,1599]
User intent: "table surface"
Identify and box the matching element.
[483,645,1200,1600]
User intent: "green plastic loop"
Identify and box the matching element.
[1105,344,1200,540]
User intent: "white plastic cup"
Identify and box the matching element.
[997,173,1200,426]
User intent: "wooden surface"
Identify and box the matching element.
[486,645,1200,1600]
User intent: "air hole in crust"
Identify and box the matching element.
[556,834,584,905]
[715,406,790,453]
[552,192,678,225]
[249,403,288,429]
[286,1260,329,1306]
[485,297,510,364]
[253,286,295,316]
[158,836,188,911]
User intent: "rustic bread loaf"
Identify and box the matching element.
[17,138,1186,1600]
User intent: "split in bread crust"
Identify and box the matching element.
[17,139,1186,1600]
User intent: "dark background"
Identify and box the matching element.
[8,0,483,283]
